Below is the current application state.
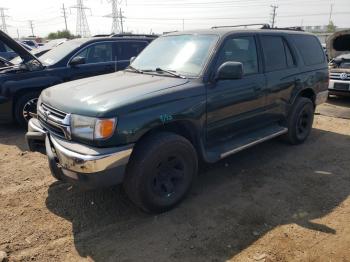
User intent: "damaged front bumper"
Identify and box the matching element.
[26,118,133,188]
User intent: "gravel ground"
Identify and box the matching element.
[0,98,350,262]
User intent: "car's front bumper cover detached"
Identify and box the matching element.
[26,118,133,188]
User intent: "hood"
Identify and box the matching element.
[41,71,189,116]
[327,30,350,60]
[0,30,42,65]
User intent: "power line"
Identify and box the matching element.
[71,0,91,37]
[270,4,278,28]
[62,3,68,31]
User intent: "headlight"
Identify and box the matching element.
[71,114,116,140]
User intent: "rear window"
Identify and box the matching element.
[292,34,325,66]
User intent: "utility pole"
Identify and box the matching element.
[105,0,124,34]
[62,3,68,31]
[270,4,278,28]
[0,7,9,33]
[28,20,35,36]
[71,0,91,37]
[120,8,125,33]
[329,3,334,23]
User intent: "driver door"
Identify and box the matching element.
[68,42,116,80]
[206,35,267,146]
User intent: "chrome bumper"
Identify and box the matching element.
[48,135,132,174]
[26,118,133,186]
[315,90,329,105]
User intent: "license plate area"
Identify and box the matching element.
[334,82,350,91]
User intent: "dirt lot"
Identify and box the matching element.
[0,98,350,262]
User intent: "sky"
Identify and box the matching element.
[1,0,350,38]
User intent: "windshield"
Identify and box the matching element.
[39,39,85,65]
[131,34,219,77]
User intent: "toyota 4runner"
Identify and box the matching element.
[26,25,329,213]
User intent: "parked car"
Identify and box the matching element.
[327,30,350,96]
[0,30,156,126]
[21,39,39,49]
[26,25,328,213]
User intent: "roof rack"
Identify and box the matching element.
[211,23,270,29]
[268,26,304,31]
[111,33,158,38]
[93,34,113,37]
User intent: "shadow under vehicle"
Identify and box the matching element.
[0,30,156,126]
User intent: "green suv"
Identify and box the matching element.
[26,25,329,213]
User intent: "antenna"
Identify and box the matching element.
[71,0,91,37]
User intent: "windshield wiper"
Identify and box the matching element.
[126,65,143,74]
[143,68,186,79]
[155,68,186,79]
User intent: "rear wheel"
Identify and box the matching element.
[123,132,198,213]
[285,97,314,145]
[14,92,39,128]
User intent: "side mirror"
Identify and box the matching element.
[130,56,136,64]
[215,61,243,80]
[69,56,86,66]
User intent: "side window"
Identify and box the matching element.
[116,41,148,61]
[284,41,295,67]
[74,42,113,64]
[261,36,289,72]
[216,36,258,75]
[291,35,325,66]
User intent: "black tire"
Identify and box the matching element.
[123,132,198,213]
[14,92,39,128]
[285,97,314,145]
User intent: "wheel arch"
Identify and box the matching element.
[132,120,204,159]
[292,88,316,107]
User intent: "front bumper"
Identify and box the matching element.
[26,118,133,188]
[329,79,350,93]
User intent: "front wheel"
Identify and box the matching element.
[14,92,39,128]
[285,97,314,145]
[123,132,198,213]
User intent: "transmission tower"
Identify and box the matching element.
[270,4,278,28]
[0,8,9,33]
[71,0,91,37]
[105,0,123,34]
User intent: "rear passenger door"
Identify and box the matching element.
[114,41,148,70]
[259,34,299,122]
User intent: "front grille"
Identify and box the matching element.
[38,103,71,139]
[330,72,350,81]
